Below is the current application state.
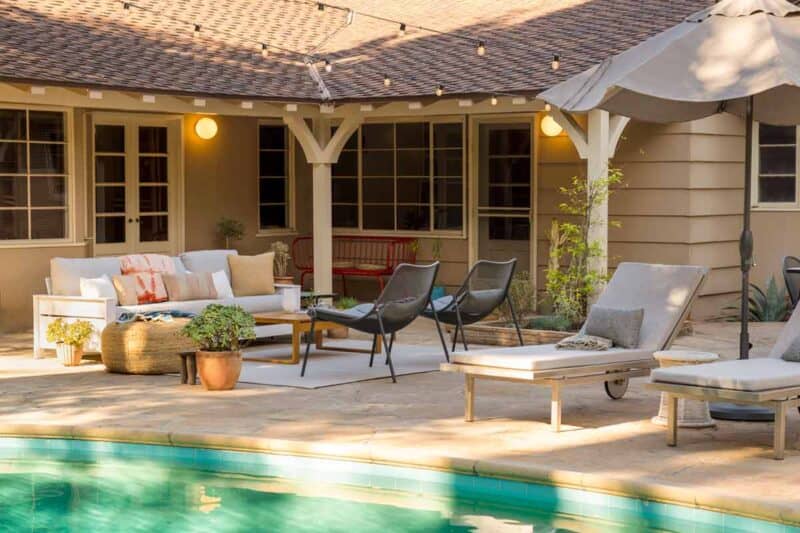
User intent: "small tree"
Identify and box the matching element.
[217,217,245,249]
[545,168,624,326]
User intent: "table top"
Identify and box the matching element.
[653,350,719,363]
[252,311,313,324]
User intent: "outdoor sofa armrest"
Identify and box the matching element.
[274,283,302,312]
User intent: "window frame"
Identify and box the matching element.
[0,103,75,248]
[752,120,800,210]
[331,115,467,238]
[256,119,296,236]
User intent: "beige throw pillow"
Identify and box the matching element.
[112,273,169,305]
[228,252,275,297]
[163,272,217,301]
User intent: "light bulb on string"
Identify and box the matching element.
[193,24,201,38]
[435,84,444,97]
[324,59,332,73]
[490,95,498,106]
[399,23,406,37]
[383,74,392,87]
[317,2,325,11]
[477,41,486,56]
[551,54,560,70]
[261,43,269,58]
[122,2,131,14]
[544,103,551,112]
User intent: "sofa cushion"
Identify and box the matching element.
[117,298,235,316]
[233,294,285,313]
[212,270,234,299]
[162,272,217,301]
[451,344,652,371]
[79,275,118,303]
[120,254,176,275]
[228,252,275,297]
[180,250,238,280]
[651,358,800,392]
[51,257,122,296]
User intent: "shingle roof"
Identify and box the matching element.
[0,0,716,103]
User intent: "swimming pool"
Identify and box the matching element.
[0,437,793,532]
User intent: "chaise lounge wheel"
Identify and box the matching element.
[604,377,629,400]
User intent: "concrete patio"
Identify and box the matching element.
[0,319,798,524]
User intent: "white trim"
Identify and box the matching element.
[751,120,800,210]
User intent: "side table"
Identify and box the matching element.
[652,350,719,428]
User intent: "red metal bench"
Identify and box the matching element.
[292,235,417,294]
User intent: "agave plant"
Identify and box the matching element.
[723,276,790,322]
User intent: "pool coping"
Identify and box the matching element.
[0,422,796,527]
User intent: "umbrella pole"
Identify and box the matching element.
[710,95,773,422]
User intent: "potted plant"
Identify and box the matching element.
[270,240,294,285]
[430,238,446,300]
[182,304,256,391]
[328,297,359,338]
[216,217,245,249]
[46,318,93,366]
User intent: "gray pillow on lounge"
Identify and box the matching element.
[584,305,644,349]
[781,335,800,362]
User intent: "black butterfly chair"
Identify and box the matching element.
[301,262,449,383]
[783,256,800,308]
[422,259,523,357]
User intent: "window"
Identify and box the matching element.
[0,109,68,241]
[756,123,798,206]
[258,124,291,231]
[331,120,464,233]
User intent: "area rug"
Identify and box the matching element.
[238,340,446,389]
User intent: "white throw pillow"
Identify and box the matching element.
[79,275,118,304]
[212,270,234,299]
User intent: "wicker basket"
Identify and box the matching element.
[101,318,197,375]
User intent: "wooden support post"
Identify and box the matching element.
[550,382,562,432]
[465,375,475,422]
[774,401,787,460]
[667,394,678,447]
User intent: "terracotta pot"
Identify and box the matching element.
[327,326,349,339]
[274,275,294,285]
[196,350,242,391]
[56,343,83,366]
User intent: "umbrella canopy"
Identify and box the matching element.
[539,0,800,366]
[539,0,800,125]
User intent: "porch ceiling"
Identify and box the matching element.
[1,0,714,104]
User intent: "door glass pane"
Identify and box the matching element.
[139,157,167,183]
[759,146,795,175]
[96,216,125,244]
[397,149,428,176]
[139,186,168,213]
[363,178,394,203]
[760,124,795,145]
[332,178,357,203]
[397,178,430,203]
[31,210,65,239]
[259,126,286,149]
[259,178,286,203]
[434,178,462,205]
[139,215,168,242]
[489,185,530,208]
[489,158,530,184]
[95,156,125,183]
[0,210,28,239]
[433,150,462,177]
[759,177,796,203]
[30,176,66,207]
[0,176,27,207]
[96,186,126,213]
[0,111,26,140]
[29,112,65,142]
[259,205,286,229]
[362,124,393,149]
[259,151,286,177]
[363,151,394,176]
[30,144,65,174]
[434,206,462,231]
[396,205,429,231]
[332,205,358,228]
[332,151,357,176]
[489,128,530,155]
[434,123,462,148]
[363,205,393,230]
[95,125,125,152]
[0,143,26,173]
[139,127,167,153]
[396,122,428,148]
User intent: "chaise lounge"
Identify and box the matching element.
[440,262,709,431]
[648,303,800,460]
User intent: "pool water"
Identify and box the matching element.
[0,438,792,532]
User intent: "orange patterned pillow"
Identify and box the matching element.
[120,254,176,275]
[112,273,169,305]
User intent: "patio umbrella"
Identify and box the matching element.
[538,0,800,420]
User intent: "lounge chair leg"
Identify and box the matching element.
[507,295,524,346]
[455,307,469,351]
[550,382,562,432]
[465,375,475,422]
[667,395,678,447]
[301,316,316,377]
[377,314,396,383]
[385,333,395,365]
[369,335,377,367]
[774,401,787,460]
[429,298,450,362]
[451,322,459,352]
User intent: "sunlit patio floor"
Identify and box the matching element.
[0,319,798,518]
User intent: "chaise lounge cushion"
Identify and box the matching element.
[451,344,652,371]
[651,358,800,392]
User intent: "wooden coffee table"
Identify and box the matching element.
[251,311,381,364]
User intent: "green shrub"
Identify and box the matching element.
[722,276,790,322]
[335,297,359,310]
[528,314,572,332]
[182,304,255,351]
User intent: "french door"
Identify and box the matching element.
[92,115,180,256]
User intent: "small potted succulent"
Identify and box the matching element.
[182,304,256,391]
[328,297,359,339]
[270,240,294,285]
[46,318,93,366]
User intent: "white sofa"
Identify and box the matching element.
[33,249,301,357]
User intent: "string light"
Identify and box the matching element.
[317,2,325,11]
[193,24,201,38]
[551,54,560,70]
[490,95,498,106]
[544,103,551,112]
[324,59,333,73]
[435,84,444,97]
[122,2,131,13]
[477,41,486,56]
[398,23,406,37]
[383,74,392,87]
[261,43,269,58]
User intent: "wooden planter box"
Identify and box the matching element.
[453,321,574,346]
